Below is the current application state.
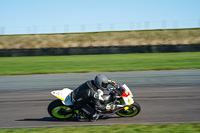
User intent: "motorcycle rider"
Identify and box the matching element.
[71,74,117,121]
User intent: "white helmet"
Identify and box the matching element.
[94,74,109,90]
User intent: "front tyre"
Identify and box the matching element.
[48,99,74,120]
[116,101,141,117]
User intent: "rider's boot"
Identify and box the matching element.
[89,113,99,122]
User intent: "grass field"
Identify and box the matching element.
[0,28,200,49]
[0,52,199,75]
[0,123,200,133]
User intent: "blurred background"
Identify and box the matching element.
[0,0,200,49]
[0,19,200,35]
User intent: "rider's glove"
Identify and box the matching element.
[106,104,117,111]
[108,80,116,86]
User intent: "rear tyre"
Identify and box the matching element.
[116,101,141,117]
[48,99,74,120]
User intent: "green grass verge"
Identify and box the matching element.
[0,123,200,133]
[0,52,200,75]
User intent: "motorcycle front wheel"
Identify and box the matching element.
[116,101,141,117]
[48,99,74,120]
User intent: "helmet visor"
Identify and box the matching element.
[102,82,108,88]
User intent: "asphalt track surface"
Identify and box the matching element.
[0,69,200,128]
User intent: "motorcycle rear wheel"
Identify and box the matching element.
[116,101,141,117]
[48,99,74,120]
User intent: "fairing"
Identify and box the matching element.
[51,88,73,105]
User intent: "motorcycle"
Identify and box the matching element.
[48,84,141,121]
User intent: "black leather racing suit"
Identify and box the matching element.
[71,80,108,119]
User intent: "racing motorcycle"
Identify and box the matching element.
[48,84,141,121]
